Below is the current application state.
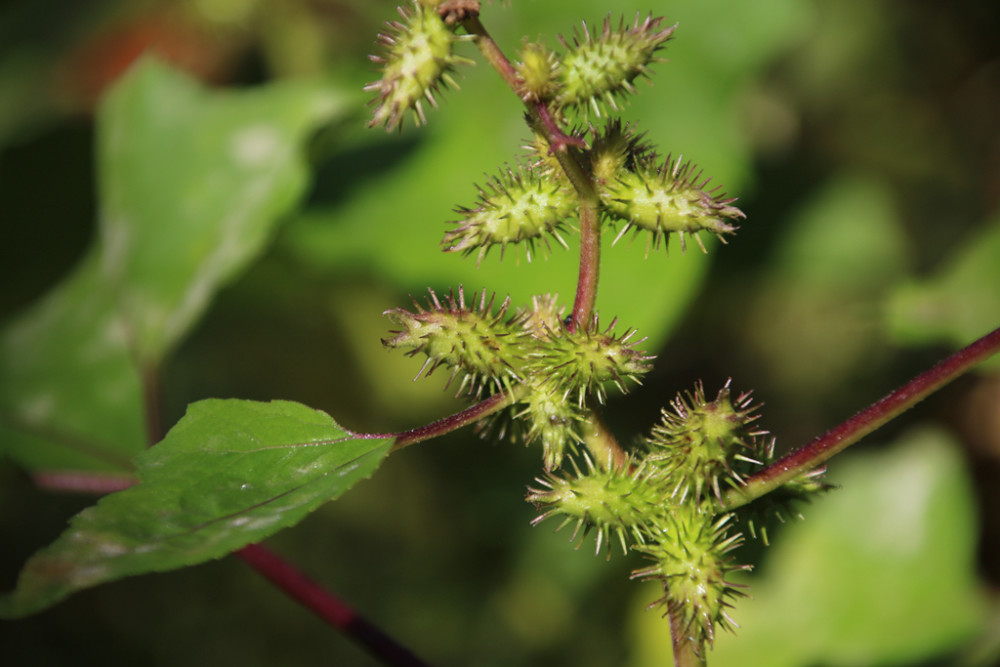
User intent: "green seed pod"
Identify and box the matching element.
[442,164,577,264]
[525,317,654,406]
[366,1,474,130]
[644,381,766,503]
[527,453,663,555]
[601,156,745,254]
[555,14,676,117]
[588,119,656,184]
[382,287,525,396]
[631,509,748,646]
[515,381,584,471]
[516,40,562,103]
[517,293,566,339]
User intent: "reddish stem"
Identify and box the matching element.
[237,544,432,667]
[32,470,137,494]
[669,607,705,667]
[531,101,587,152]
[723,325,1000,509]
[459,14,600,331]
[568,201,600,332]
[367,389,521,452]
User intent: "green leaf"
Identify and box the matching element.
[97,57,351,366]
[629,428,989,666]
[0,58,353,471]
[0,399,392,619]
[887,214,1000,366]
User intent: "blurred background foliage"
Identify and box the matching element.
[1,0,998,665]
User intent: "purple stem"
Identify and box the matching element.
[669,608,705,667]
[723,325,1000,509]
[237,544,432,667]
[568,201,600,333]
[531,101,587,152]
[32,470,137,494]
[352,389,521,452]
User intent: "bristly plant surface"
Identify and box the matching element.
[1,1,998,666]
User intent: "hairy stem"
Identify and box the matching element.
[670,609,706,667]
[569,198,601,331]
[238,544,432,667]
[722,325,1000,510]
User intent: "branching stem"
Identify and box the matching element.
[722,325,1000,510]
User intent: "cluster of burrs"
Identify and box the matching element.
[526,382,771,645]
[383,288,653,470]
[368,1,826,651]
[367,3,743,262]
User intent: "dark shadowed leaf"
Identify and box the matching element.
[0,59,353,471]
[0,255,143,472]
[97,57,351,366]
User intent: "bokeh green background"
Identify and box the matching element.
[2,0,999,665]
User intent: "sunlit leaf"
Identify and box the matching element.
[0,399,392,618]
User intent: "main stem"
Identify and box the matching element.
[722,325,1000,510]
[462,14,624,468]
[569,199,601,332]
[461,15,601,331]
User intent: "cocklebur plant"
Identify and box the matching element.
[2,2,998,667]
[369,0,818,662]
[359,2,1000,665]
